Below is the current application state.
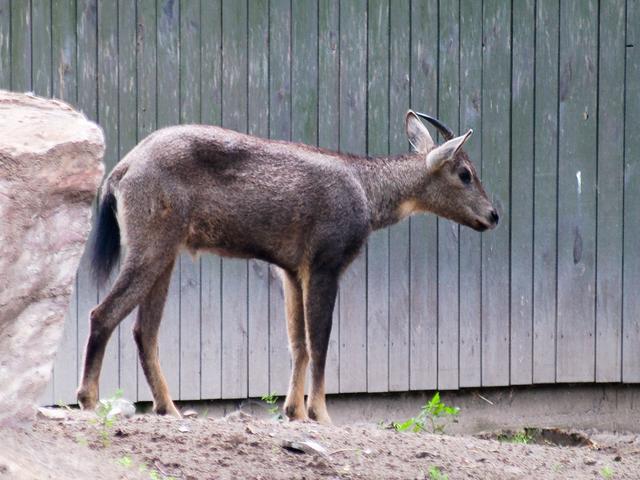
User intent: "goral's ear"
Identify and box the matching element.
[425,129,473,171]
[405,110,435,153]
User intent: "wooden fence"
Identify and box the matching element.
[1,0,638,405]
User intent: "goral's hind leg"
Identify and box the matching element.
[133,260,180,417]
[77,255,174,411]
[282,269,309,421]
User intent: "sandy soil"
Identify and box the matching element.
[6,409,639,480]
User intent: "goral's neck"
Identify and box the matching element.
[351,153,430,231]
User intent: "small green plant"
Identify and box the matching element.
[393,392,459,434]
[261,391,281,418]
[75,435,88,447]
[601,466,614,479]
[91,388,123,447]
[117,456,132,468]
[498,429,533,444]
[427,466,448,480]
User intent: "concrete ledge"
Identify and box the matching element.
[152,384,640,434]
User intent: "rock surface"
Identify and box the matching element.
[0,90,104,427]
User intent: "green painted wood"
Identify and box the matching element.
[156,0,181,399]
[247,0,270,398]
[179,0,202,401]
[0,0,10,90]
[268,0,291,397]
[409,0,438,391]
[51,0,78,405]
[532,0,559,384]
[18,0,634,403]
[199,0,222,400]
[366,0,389,393]
[118,0,139,399]
[10,0,30,91]
[556,0,598,383]
[318,0,341,394]
[458,0,483,388]
[510,0,535,385]
[338,0,367,393]
[221,0,248,399]
[388,0,411,392]
[135,0,158,401]
[623,0,640,382]
[437,0,460,391]
[481,0,511,387]
[596,0,625,382]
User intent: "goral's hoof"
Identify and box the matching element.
[153,403,182,418]
[284,404,309,422]
[76,388,97,411]
[307,406,332,425]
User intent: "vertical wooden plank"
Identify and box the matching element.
[267,0,291,396]
[33,0,53,404]
[117,0,139,398]
[481,0,510,387]
[95,0,119,398]
[532,0,559,384]
[318,0,340,394]
[623,0,640,382]
[458,0,483,388]
[510,0,535,385]
[366,0,389,393]
[200,0,222,400]
[0,0,9,90]
[291,0,317,146]
[247,0,270,398]
[436,0,460,390]
[556,0,598,382]
[596,0,625,382]
[221,0,248,399]
[51,0,78,404]
[76,0,98,406]
[10,0,30,91]
[178,0,202,401]
[292,0,317,396]
[32,0,52,97]
[338,0,367,393]
[156,0,181,399]
[135,0,157,401]
[409,0,438,391]
[388,0,410,392]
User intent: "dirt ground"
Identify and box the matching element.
[3,407,637,480]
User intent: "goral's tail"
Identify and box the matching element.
[89,181,121,287]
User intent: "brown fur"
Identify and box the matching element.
[77,111,497,421]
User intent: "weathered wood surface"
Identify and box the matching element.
[0,0,635,403]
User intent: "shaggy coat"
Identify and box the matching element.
[77,111,498,423]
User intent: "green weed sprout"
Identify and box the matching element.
[261,391,281,418]
[92,388,124,447]
[394,392,459,434]
[428,466,449,480]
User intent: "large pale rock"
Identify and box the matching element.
[0,90,104,427]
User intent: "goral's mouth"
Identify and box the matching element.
[472,218,496,232]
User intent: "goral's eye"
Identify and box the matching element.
[459,168,472,185]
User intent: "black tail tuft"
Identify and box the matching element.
[89,189,121,287]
